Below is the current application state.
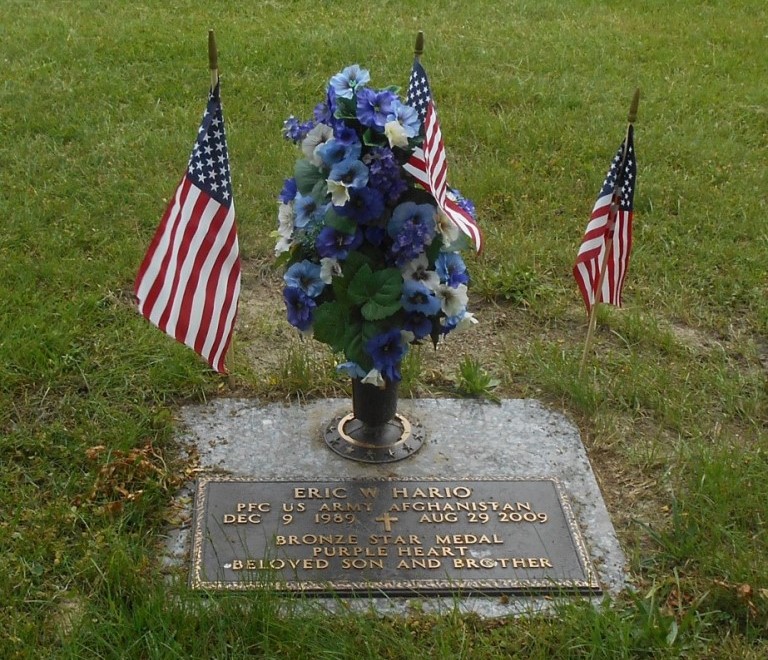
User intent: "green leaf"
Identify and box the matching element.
[363,128,387,148]
[361,298,402,321]
[311,178,329,201]
[324,208,356,235]
[343,319,379,370]
[332,251,372,306]
[312,302,348,353]
[273,249,293,270]
[348,265,403,321]
[334,97,357,119]
[294,159,324,194]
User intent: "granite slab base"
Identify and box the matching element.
[164,398,627,617]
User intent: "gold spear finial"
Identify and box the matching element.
[627,88,640,124]
[414,31,424,59]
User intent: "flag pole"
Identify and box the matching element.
[208,29,234,377]
[209,29,219,89]
[578,89,640,378]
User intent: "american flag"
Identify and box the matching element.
[134,81,241,374]
[404,59,482,252]
[573,125,636,313]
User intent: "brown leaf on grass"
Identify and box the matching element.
[81,441,181,513]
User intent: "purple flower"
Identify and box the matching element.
[333,122,360,146]
[330,64,370,100]
[315,226,363,260]
[356,88,397,130]
[365,329,407,382]
[401,280,441,316]
[283,286,316,331]
[282,115,315,143]
[435,252,470,288]
[387,202,437,267]
[284,260,325,298]
[278,178,297,203]
[449,188,476,218]
[367,147,408,203]
[335,186,385,224]
[388,202,436,238]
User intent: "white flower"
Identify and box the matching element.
[384,120,409,149]
[274,235,292,256]
[301,123,334,166]
[277,203,294,238]
[436,283,468,317]
[319,257,341,284]
[361,368,385,388]
[326,179,350,206]
[401,254,440,291]
[436,210,460,246]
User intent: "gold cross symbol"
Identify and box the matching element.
[374,512,399,532]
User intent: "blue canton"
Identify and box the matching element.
[187,84,233,207]
[599,126,636,211]
[406,59,432,123]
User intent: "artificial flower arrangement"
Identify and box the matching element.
[274,64,477,387]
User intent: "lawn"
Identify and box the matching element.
[1,0,766,657]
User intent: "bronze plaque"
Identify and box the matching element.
[190,478,600,595]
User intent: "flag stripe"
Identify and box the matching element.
[135,177,190,319]
[174,201,232,342]
[158,188,211,334]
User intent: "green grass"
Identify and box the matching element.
[1,0,767,657]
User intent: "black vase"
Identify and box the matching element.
[324,374,423,462]
[351,378,398,427]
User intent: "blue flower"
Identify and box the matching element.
[278,178,297,203]
[316,139,362,169]
[404,312,433,340]
[401,280,441,316]
[335,186,385,224]
[364,225,386,247]
[336,361,367,379]
[294,193,328,229]
[441,313,462,335]
[284,260,325,298]
[315,226,363,260]
[328,157,369,189]
[330,64,371,100]
[386,100,421,138]
[365,329,407,382]
[435,253,470,287]
[283,286,316,331]
[356,88,397,130]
